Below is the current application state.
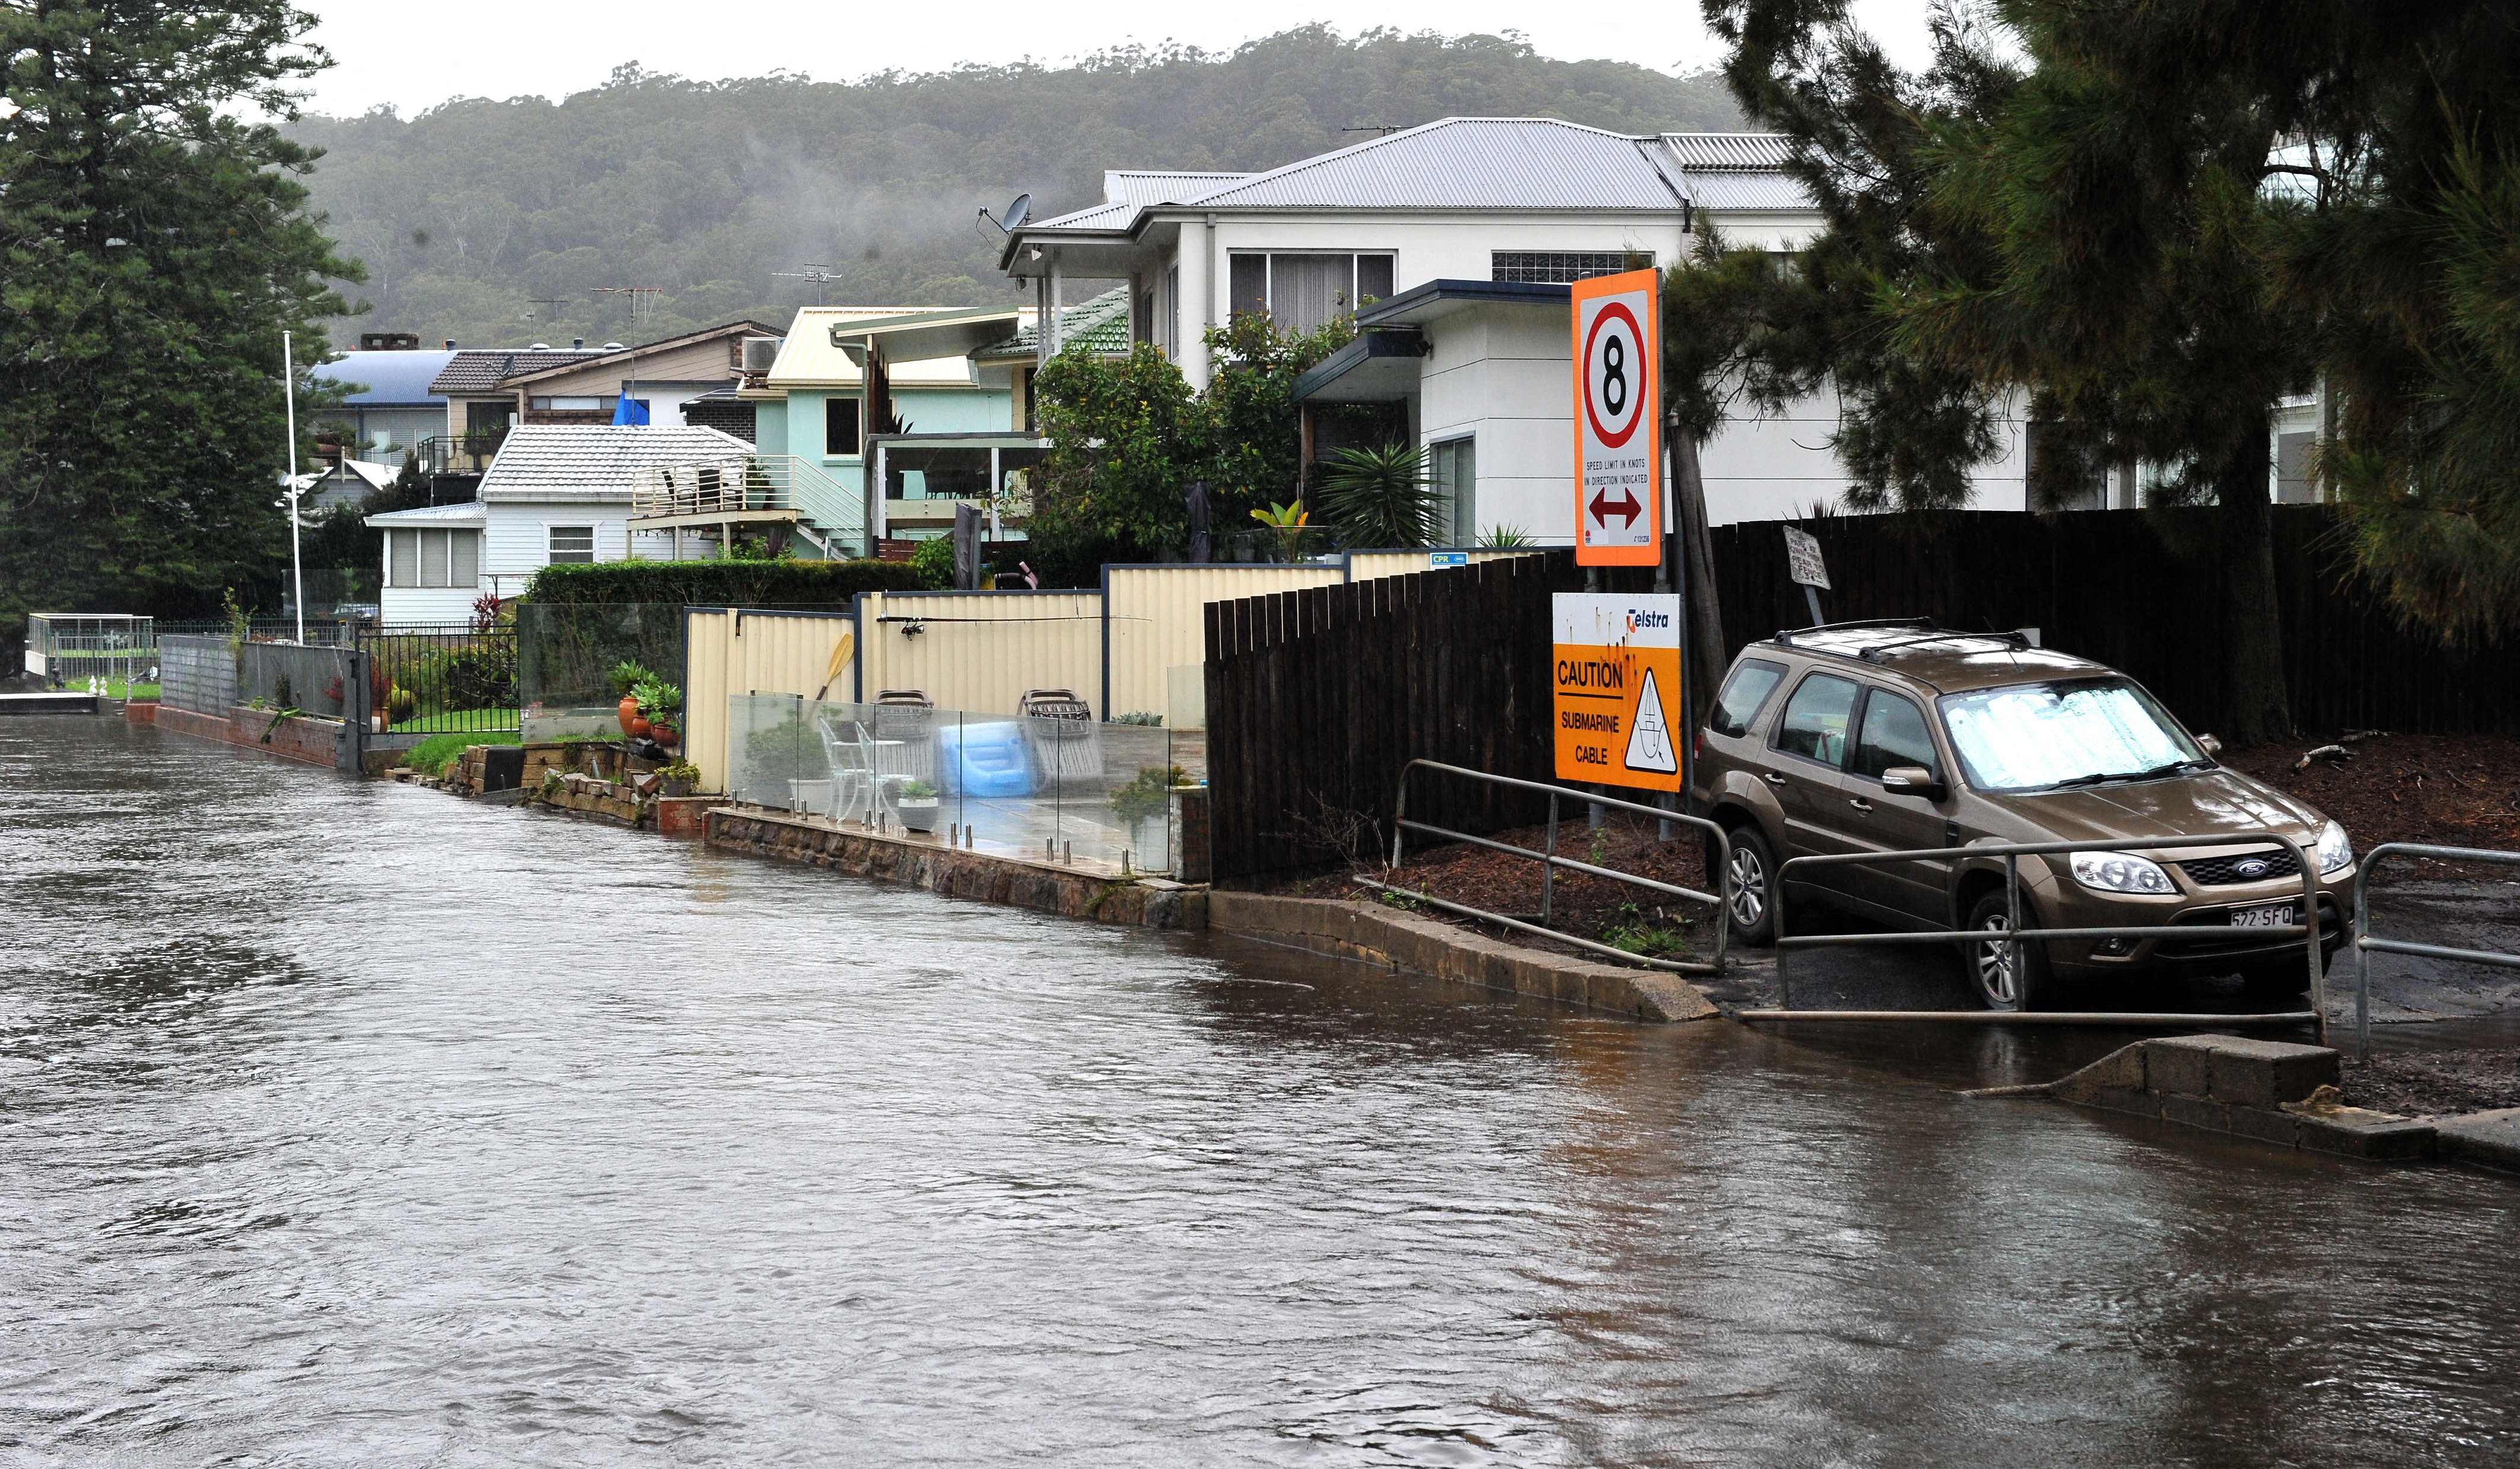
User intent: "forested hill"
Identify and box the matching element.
[288,27,1738,351]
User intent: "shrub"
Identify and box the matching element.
[522,558,922,607]
[403,731,518,778]
[909,536,956,589]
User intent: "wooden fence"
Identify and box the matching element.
[1203,555,1603,884]
[1710,505,2519,738]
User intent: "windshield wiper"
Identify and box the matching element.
[2044,761,2200,790]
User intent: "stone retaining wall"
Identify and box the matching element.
[1206,892,1720,1023]
[707,807,1205,930]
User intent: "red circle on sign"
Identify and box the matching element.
[1583,302,1644,449]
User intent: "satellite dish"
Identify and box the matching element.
[1003,193,1032,230]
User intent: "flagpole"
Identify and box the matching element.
[284,330,305,644]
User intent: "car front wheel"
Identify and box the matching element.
[1965,889,2051,1012]
[1722,824,1778,947]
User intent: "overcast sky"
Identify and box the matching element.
[295,0,1940,117]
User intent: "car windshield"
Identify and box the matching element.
[1938,678,2204,793]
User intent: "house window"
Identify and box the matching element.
[1227,252,1396,332]
[384,529,482,587]
[548,526,596,564]
[1491,251,1641,284]
[1161,265,1180,358]
[527,396,608,411]
[1431,436,1475,543]
[826,397,862,457]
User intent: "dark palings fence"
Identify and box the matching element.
[1710,505,2520,738]
[1204,555,1590,883]
[361,624,520,734]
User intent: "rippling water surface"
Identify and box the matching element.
[5,718,2518,1465]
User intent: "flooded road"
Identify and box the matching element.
[6,717,2519,1465]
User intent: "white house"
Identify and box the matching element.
[365,424,749,624]
[1000,116,2034,536]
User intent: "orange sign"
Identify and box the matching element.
[1570,269,1663,567]
[1552,593,1684,793]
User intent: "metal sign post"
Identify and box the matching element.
[1570,270,1663,567]
[1783,524,1829,625]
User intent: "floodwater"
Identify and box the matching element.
[5,716,2519,1466]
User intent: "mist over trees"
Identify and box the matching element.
[288,26,1739,349]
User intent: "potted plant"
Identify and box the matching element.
[656,759,701,799]
[892,778,940,832]
[1109,765,1188,859]
[611,660,658,736]
[634,677,683,749]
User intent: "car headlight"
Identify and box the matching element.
[2315,819,2354,876]
[2069,850,2178,895]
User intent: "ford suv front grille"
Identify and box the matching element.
[2178,848,2304,886]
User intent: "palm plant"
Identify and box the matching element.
[1313,443,1443,548]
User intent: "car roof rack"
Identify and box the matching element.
[1853,629,2034,663]
[1771,616,1937,644]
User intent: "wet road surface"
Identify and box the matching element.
[6,716,2520,1465]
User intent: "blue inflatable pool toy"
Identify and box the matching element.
[938,720,1036,798]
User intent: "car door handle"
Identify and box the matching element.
[1847,797,1875,813]
[1764,773,1789,787]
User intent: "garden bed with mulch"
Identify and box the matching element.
[2226,732,2520,854]
[1271,811,1717,961]
[2341,1047,2520,1118]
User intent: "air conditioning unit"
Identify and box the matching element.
[742,336,782,376]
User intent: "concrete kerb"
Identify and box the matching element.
[1205,892,1720,1023]
[1975,1032,2518,1171]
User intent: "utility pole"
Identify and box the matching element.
[284,330,305,644]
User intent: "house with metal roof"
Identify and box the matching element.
[1003,117,2031,537]
[363,424,751,624]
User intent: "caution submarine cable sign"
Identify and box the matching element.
[1570,268,1664,568]
[1552,592,1685,794]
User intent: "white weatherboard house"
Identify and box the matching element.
[365,424,748,624]
[1002,117,2035,537]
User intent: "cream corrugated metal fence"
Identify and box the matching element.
[683,608,857,793]
[1103,564,1344,722]
[856,590,1103,717]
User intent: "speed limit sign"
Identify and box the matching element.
[1570,268,1663,567]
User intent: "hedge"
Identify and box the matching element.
[522,558,925,606]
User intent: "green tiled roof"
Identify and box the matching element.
[977,287,1131,358]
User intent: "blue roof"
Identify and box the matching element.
[313,349,456,406]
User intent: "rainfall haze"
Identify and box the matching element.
[286,2,1942,349]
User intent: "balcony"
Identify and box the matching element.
[628,454,867,558]
[419,429,508,478]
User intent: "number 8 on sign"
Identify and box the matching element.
[1570,269,1663,566]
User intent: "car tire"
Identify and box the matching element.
[1720,823,1779,948]
[1964,889,2052,1012]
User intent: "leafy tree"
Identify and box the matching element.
[0,0,360,651]
[1029,311,1353,576]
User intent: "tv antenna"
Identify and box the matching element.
[523,295,570,322]
[773,263,841,304]
[975,192,1033,243]
[1341,123,1405,138]
[590,285,665,326]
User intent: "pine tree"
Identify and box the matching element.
[0,1,359,649]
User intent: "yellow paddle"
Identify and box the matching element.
[813,628,857,701]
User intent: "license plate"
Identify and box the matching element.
[2228,902,2298,929]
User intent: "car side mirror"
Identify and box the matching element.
[1881,765,1946,800]
[2197,734,2223,758]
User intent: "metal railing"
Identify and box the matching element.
[628,455,867,557]
[1363,759,1732,976]
[2351,842,2520,1059]
[419,431,507,477]
[359,624,520,734]
[1770,834,2328,1042]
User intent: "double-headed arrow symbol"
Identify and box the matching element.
[1589,488,1641,527]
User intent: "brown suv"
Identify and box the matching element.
[1689,621,2354,1010]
